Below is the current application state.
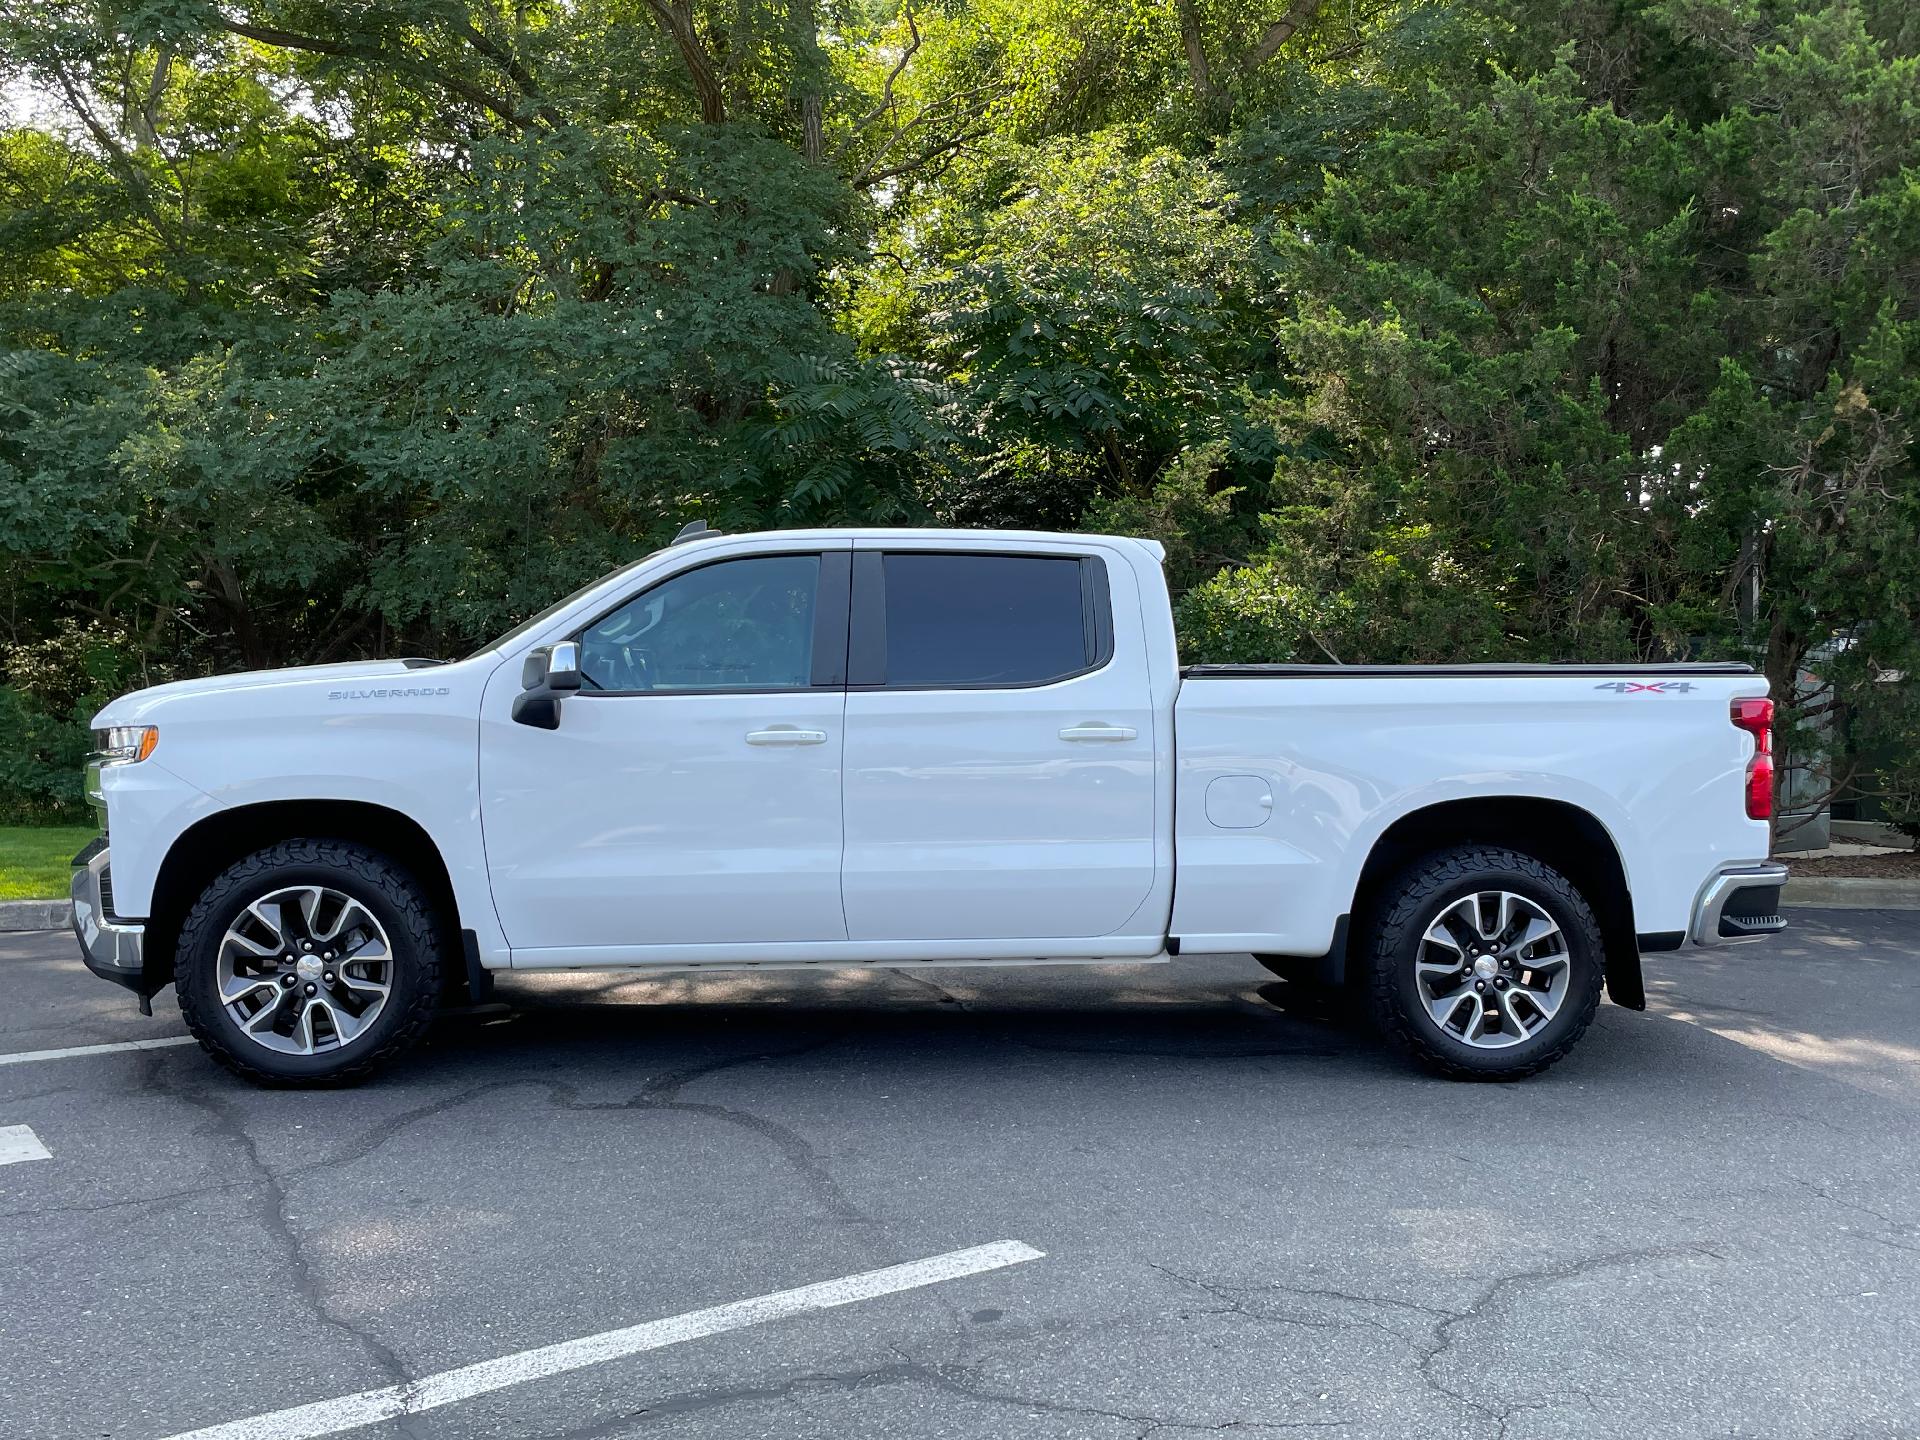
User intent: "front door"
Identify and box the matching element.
[839,544,1160,942]
[480,544,851,956]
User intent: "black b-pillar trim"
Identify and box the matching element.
[848,551,888,688]
[810,550,852,688]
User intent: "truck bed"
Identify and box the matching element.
[1182,663,1756,678]
[1168,661,1772,958]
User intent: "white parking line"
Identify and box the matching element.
[0,1035,197,1067]
[160,1239,1045,1440]
[0,1124,52,1166]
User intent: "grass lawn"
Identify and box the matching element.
[0,825,97,900]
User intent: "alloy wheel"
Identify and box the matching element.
[1414,890,1570,1049]
[215,886,394,1056]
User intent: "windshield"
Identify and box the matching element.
[464,553,658,660]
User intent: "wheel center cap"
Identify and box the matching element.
[1473,956,1500,980]
[295,955,324,983]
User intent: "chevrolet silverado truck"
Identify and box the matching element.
[73,525,1788,1084]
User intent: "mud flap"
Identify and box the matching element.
[461,928,495,1006]
[1604,934,1647,1011]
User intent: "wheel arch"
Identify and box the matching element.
[1348,796,1644,1010]
[146,800,462,998]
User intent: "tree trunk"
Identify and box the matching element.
[787,0,827,162]
[647,0,726,122]
[1173,0,1225,113]
[206,559,272,671]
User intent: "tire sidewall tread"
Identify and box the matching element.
[1364,844,1605,1082]
[175,839,443,1086]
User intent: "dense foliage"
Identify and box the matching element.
[2,0,1916,826]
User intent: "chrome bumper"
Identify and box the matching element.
[1690,862,1790,946]
[72,843,144,978]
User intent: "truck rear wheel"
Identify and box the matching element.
[1365,845,1604,1081]
[175,840,443,1085]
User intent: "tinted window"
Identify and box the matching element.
[580,555,819,692]
[882,553,1095,687]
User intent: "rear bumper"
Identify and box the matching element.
[71,843,147,992]
[1690,862,1790,946]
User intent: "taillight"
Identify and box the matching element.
[1730,698,1773,820]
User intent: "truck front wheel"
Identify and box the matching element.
[1366,845,1605,1081]
[175,840,444,1085]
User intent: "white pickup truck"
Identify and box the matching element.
[73,525,1788,1083]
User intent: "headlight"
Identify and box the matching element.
[93,725,159,765]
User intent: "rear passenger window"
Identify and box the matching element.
[878,553,1105,687]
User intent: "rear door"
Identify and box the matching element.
[839,541,1158,942]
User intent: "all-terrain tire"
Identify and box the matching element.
[175,840,443,1086]
[1365,845,1605,1081]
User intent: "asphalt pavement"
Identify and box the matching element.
[3,910,1918,1440]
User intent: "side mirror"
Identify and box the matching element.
[546,640,583,693]
[511,642,583,730]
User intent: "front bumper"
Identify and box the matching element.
[71,841,147,993]
[1690,862,1790,946]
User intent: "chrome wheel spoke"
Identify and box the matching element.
[1428,987,1475,1031]
[1514,913,1561,954]
[225,899,287,958]
[1459,998,1494,1044]
[310,894,377,947]
[1516,956,1568,990]
[1512,976,1562,1019]
[1432,897,1477,945]
[244,992,292,1038]
[338,969,390,1001]
[340,933,390,965]
[1485,892,1517,943]
[1493,986,1536,1038]
[318,997,366,1045]
[295,887,329,939]
[294,1000,321,1054]
[221,974,281,1007]
[279,888,324,944]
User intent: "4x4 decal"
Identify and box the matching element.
[1593,680,1697,694]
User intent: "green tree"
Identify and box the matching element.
[1,0,1914,830]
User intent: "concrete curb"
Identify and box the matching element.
[1782,876,1920,911]
[0,899,70,932]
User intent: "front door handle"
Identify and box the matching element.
[746,727,828,746]
[1059,723,1138,741]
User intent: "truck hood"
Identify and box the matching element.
[90,659,443,726]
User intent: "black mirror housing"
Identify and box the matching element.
[511,691,561,730]
[513,641,583,729]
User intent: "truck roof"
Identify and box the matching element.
[670,526,1167,562]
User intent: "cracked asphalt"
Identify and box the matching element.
[3,908,1918,1440]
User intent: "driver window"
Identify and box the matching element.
[579,554,821,693]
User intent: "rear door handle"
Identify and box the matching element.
[1059,724,1138,741]
[745,727,828,746]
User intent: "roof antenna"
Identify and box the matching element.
[671,519,717,545]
